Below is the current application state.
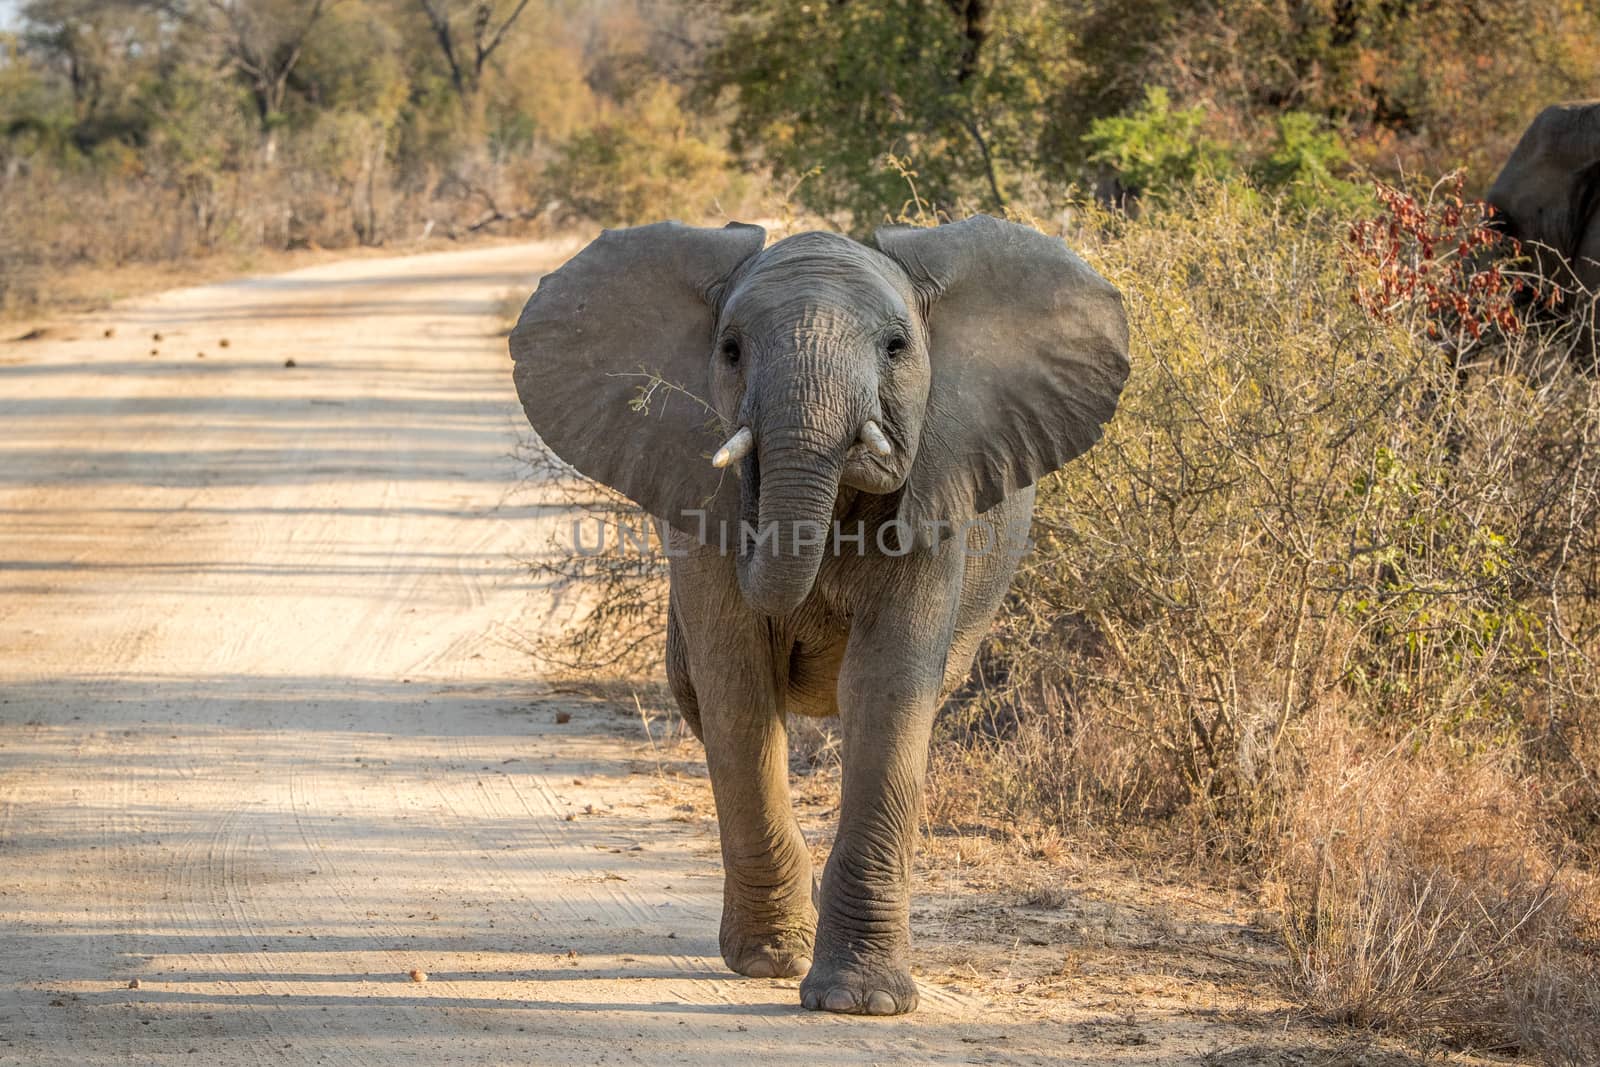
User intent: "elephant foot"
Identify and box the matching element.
[799,956,918,1015]
[720,922,814,979]
[720,878,816,979]
[719,851,818,979]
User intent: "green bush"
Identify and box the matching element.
[1251,112,1365,212]
[1083,93,1365,213]
[1082,87,1234,200]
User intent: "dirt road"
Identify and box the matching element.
[0,242,1370,1067]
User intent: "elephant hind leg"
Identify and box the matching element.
[666,602,702,741]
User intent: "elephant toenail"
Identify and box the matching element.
[823,988,857,1012]
[802,989,822,1010]
[865,990,897,1015]
[744,956,777,978]
[790,956,813,978]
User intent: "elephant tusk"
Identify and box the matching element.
[859,420,892,457]
[711,426,754,468]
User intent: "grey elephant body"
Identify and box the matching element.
[662,485,1033,1012]
[1487,101,1600,365]
[665,486,1032,731]
[510,216,1127,1014]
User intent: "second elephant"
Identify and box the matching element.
[1488,100,1600,366]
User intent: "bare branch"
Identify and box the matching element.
[473,0,532,76]
[415,0,466,98]
[413,0,533,99]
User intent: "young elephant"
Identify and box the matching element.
[509,215,1128,1014]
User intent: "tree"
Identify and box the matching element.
[19,0,162,136]
[413,0,534,102]
[145,0,335,160]
[203,0,331,139]
[700,0,1072,228]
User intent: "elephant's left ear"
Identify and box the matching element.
[873,215,1129,544]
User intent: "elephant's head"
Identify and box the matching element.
[1487,101,1600,291]
[509,215,1129,616]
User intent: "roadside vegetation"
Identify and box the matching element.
[949,180,1600,1062]
[8,0,1600,1059]
[0,0,745,315]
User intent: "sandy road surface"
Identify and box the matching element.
[0,241,1265,1067]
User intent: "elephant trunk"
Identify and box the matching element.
[737,424,847,617]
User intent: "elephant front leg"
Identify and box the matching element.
[672,572,817,978]
[801,613,950,1015]
[700,676,817,978]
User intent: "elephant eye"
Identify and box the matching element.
[885,333,908,358]
[720,338,741,365]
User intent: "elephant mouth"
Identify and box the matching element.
[841,443,901,494]
[734,444,897,549]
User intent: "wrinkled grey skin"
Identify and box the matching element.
[509,215,1129,1015]
[1488,101,1600,363]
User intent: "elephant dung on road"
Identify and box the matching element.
[508,215,1129,1014]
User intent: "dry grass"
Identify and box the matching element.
[1508,951,1600,1067]
[1269,720,1591,1054]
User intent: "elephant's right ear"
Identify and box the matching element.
[509,221,765,529]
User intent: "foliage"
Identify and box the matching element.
[0,0,761,313]
[543,86,742,227]
[7,0,1600,299]
[1346,174,1528,353]
[1057,0,1600,185]
[1082,90,1367,212]
[701,0,1073,228]
[1081,87,1232,202]
[1251,112,1365,213]
[700,0,1597,225]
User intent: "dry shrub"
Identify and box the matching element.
[512,437,669,680]
[0,144,560,316]
[927,681,1177,841]
[951,179,1600,846]
[1271,719,1589,1052]
[928,180,1600,1055]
